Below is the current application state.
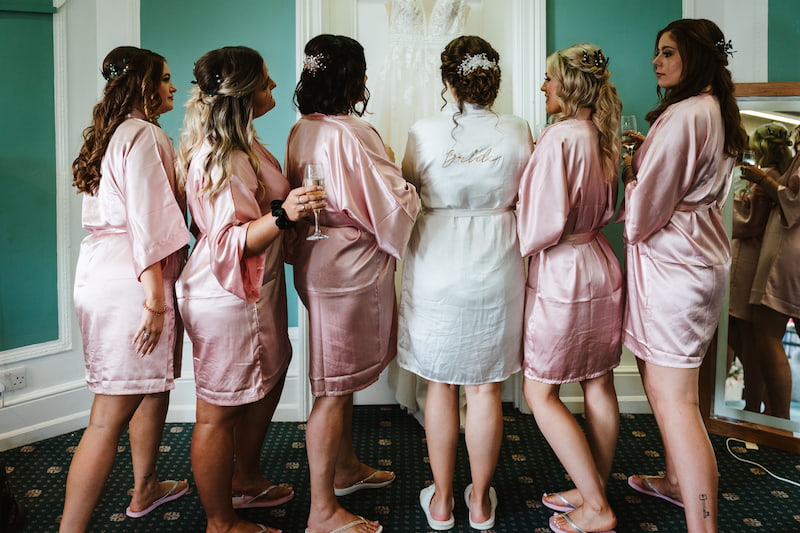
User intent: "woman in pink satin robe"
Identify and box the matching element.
[620,20,746,533]
[285,35,419,533]
[63,47,191,531]
[740,140,800,419]
[730,123,792,415]
[176,47,322,533]
[518,43,622,533]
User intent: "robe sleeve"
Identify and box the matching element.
[516,130,570,257]
[401,126,423,191]
[123,124,190,279]
[624,107,706,244]
[334,125,420,260]
[777,161,800,228]
[204,152,267,302]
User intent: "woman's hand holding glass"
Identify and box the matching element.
[621,115,644,155]
[283,184,326,222]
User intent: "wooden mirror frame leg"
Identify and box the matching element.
[701,332,800,454]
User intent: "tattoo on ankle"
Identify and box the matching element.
[700,493,710,518]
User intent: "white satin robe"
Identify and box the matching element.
[177,143,292,406]
[397,103,532,384]
[74,113,190,395]
[285,113,419,397]
[517,119,622,384]
[749,153,800,317]
[621,94,734,368]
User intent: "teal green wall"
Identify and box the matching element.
[547,0,682,261]
[141,0,299,326]
[0,8,58,350]
[769,0,800,81]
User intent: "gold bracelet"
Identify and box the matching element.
[143,301,168,316]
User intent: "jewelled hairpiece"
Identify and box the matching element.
[582,49,609,70]
[716,39,735,58]
[303,53,326,75]
[191,72,224,96]
[457,53,498,76]
[103,58,129,81]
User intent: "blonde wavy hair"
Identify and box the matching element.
[750,122,793,174]
[177,46,267,201]
[546,43,622,183]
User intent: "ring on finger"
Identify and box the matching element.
[143,333,151,338]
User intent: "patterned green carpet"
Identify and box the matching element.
[2,404,799,532]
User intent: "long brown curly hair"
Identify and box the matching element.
[72,46,167,195]
[645,19,747,158]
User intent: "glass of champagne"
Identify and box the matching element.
[304,164,328,241]
[621,115,638,154]
[741,150,756,166]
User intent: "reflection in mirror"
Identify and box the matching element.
[717,87,800,435]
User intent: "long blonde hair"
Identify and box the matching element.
[546,43,622,183]
[177,46,266,201]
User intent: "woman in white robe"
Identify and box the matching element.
[397,36,532,531]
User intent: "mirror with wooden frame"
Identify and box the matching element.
[701,81,800,454]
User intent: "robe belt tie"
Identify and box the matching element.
[558,230,599,245]
[424,207,512,217]
[675,201,719,213]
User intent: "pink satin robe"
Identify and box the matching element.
[285,114,419,397]
[73,113,190,395]
[729,175,773,320]
[177,143,292,406]
[749,153,800,317]
[621,94,734,368]
[517,119,622,384]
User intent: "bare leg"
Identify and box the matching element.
[306,395,380,533]
[524,378,616,532]
[545,373,619,511]
[751,305,792,419]
[127,392,188,513]
[59,394,143,532]
[192,399,276,533]
[231,377,293,503]
[638,361,717,533]
[729,317,765,413]
[423,382,459,523]
[462,382,502,524]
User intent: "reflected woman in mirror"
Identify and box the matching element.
[619,19,746,533]
[63,46,191,531]
[730,123,792,415]
[740,126,800,420]
[517,43,622,533]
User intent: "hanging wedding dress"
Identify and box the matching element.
[370,0,469,159]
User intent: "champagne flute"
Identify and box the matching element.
[740,150,756,166]
[621,115,638,154]
[304,164,328,241]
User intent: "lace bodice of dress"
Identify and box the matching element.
[388,0,467,42]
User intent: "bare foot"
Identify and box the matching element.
[307,506,381,533]
[551,507,616,533]
[128,479,188,515]
[206,518,280,533]
[231,478,294,508]
[628,474,683,507]
[543,488,582,511]
[333,463,394,494]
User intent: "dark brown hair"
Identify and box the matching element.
[294,34,369,116]
[72,46,166,194]
[645,18,747,157]
[440,35,501,111]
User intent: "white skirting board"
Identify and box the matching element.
[0,333,650,452]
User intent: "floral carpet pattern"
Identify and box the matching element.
[2,404,799,532]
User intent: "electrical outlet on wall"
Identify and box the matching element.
[0,366,26,391]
